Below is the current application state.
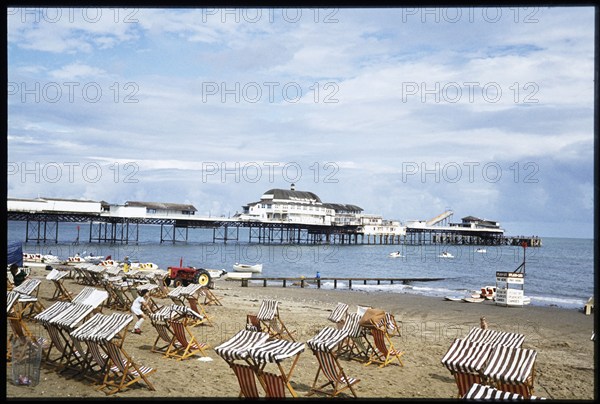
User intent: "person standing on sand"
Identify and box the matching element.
[131,289,150,334]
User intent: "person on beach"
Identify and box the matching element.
[131,289,150,334]
[123,256,131,273]
[10,263,27,287]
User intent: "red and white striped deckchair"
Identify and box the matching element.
[181,285,213,326]
[328,302,349,330]
[72,286,109,313]
[46,268,73,301]
[307,327,360,397]
[340,312,374,361]
[13,278,45,318]
[464,383,546,400]
[230,362,261,398]
[166,316,210,360]
[482,345,538,398]
[465,327,525,348]
[441,338,496,398]
[255,299,296,341]
[365,318,405,368]
[149,305,179,354]
[246,337,305,398]
[215,329,271,398]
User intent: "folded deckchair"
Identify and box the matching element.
[463,383,545,400]
[254,299,296,341]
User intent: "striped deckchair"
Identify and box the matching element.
[101,340,156,395]
[340,312,374,361]
[181,285,213,326]
[72,287,109,313]
[365,319,405,368]
[46,268,73,301]
[464,327,525,348]
[7,291,37,361]
[215,329,272,398]
[13,279,45,318]
[464,383,546,400]
[307,327,359,397]
[255,299,296,341]
[328,302,349,330]
[230,363,261,398]
[199,286,222,306]
[441,338,496,397]
[149,306,178,354]
[482,345,538,398]
[165,316,210,360]
[246,338,305,398]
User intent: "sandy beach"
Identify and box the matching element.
[6,266,595,400]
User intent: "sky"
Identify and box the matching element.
[6,7,596,239]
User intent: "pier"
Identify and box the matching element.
[233,276,447,289]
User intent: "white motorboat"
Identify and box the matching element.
[388,251,404,258]
[232,263,263,273]
[476,248,487,253]
[439,251,454,259]
[205,268,228,279]
[223,271,253,280]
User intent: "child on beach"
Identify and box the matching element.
[131,289,150,334]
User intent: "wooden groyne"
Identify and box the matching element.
[232,276,446,289]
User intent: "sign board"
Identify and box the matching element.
[495,271,525,307]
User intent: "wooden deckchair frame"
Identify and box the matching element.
[308,349,360,397]
[365,320,405,368]
[100,341,156,395]
[256,299,296,342]
[165,317,210,360]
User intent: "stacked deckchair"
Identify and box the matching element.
[306,326,360,397]
[70,312,156,395]
[441,327,536,398]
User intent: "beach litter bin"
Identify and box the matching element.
[11,337,43,387]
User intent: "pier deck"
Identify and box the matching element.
[229,276,446,289]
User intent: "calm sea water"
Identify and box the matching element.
[8,221,594,310]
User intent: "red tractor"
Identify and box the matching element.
[165,266,212,288]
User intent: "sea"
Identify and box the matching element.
[8,221,594,311]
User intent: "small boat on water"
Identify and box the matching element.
[130,262,160,271]
[439,251,454,259]
[66,254,87,265]
[389,251,404,258]
[224,271,253,280]
[476,248,487,253]
[22,252,61,268]
[233,263,263,273]
[205,268,228,279]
